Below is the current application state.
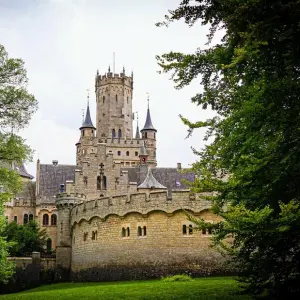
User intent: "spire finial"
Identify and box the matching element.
[82,108,85,123]
[146,92,150,109]
[135,111,140,139]
[108,65,111,73]
[123,66,125,75]
[86,89,90,105]
[96,69,99,76]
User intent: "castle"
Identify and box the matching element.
[4,68,225,280]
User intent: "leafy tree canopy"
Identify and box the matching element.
[157,0,300,298]
[0,44,38,283]
[2,221,47,257]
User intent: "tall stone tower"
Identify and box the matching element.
[95,68,134,139]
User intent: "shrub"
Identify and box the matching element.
[162,274,193,282]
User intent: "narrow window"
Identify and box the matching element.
[143,226,147,236]
[82,130,85,136]
[154,133,156,139]
[23,214,28,225]
[126,151,129,156]
[43,214,49,226]
[83,176,88,186]
[29,214,33,222]
[112,129,116,138]
[103,176,107,190]
[127,227,130,237]
[83,232,88,241]
[202,228,207,235]
[137,226,142,237]
[103,96,105,103]
[116,94,118,102]
[46,238,52,252]
[145,132,147,139]
[97,176,101,190]
[14,216,17,223]
[92,231,95,240]
[127,97,128,104]
[118,129,122,139]
[189,224,193,235]
[122,227,126,237]
[135,151,138,156]
[51,214,57,226]
[182,225,187,235]
[117,151,121,156]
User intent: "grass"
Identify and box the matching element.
[0,277,251,300]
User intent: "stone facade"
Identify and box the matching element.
[4,67,226,281]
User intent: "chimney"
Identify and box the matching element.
[177,163,182,170]
[52,160,58,166]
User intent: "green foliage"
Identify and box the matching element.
[162,274,193,282]
[157,0,300,298]
[0,44,38,283]
[0,277,250,300]
[2,221,47,257]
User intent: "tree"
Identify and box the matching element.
[157,0,300,298]
[0,44,38,283]
[3,221,47,257]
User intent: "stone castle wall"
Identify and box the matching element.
[65,190,226,281]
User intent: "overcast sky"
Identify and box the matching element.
[0,0,220,177]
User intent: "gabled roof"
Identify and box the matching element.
[80,104,96,130]
[137,167,167,189]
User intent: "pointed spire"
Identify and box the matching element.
[138,167,166,189]
[139,140,148,156]
[135,112,140,139]
[141,93,157,132]
[80,93,96,130]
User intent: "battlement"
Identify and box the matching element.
[97,137,143,147]
[70,190,212,226]
[95,72,133,88]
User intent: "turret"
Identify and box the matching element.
[141,95,157,166]
[139,141,148,165]
[80,97,96,138]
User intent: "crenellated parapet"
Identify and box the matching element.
[55,193,86,210]
[70,190,212,226]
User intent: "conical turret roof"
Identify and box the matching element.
[141,99,156,132]
[138,167,166,189]
[80,103,96,130]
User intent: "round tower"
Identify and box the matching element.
[95,68,134,139]
[55,194,79,280]
[141,96,157,166]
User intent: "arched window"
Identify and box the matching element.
[14,216,17,223]
[43,214,49,226]
[137,226,142,237]
[83,176,88,186]
[103,176,107,190]
[46,238,52,252]
[189,224,193,235]
[122,227,126,237]
[143,226,147,236]
[112,129,116,139]
[83,232,88,241]
[135,151,138,156]
[23,214,28,225]
[117,151,121,156]
[127,227,130,237]
[29,214,33,222]
[116,94,118,102]
[182,225,187,235]
[118,129,122,139]
[92,231,97,240]
[126,151,129,156]
[103,96,105,103]
[51,214,57,226]
[97,176,101,190]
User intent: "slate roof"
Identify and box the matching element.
[38,164,78,202]
[141,107,156,132]
[135,123,141,139]
[138,168,167,189]
[14,163,34,179]
[123,167,195,191]
[80,104,96,130]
